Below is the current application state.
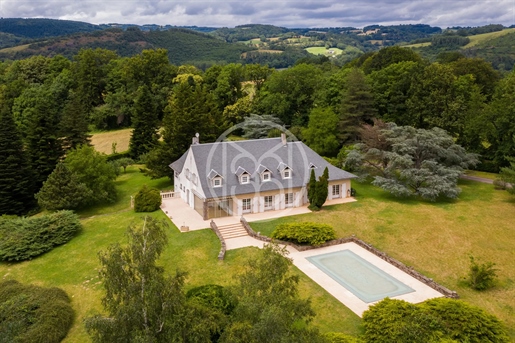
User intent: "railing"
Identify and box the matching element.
[160,191,180,199]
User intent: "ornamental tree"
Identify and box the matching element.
[346,122,478,200]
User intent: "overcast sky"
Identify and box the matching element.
[2,1,514,28]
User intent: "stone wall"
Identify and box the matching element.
[240,217,459,299]
[210,220,226,260]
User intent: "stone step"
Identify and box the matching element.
[216,222,248,240]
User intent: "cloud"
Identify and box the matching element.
[1,0,513,28]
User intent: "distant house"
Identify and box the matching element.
[170,134,356,220]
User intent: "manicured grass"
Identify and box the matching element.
[250,180,515,339]
[76,165,172,218]
[0,166,362,342]
[90,128,132,155]
[465,169,498,180]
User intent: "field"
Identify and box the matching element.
[90,128,132,154]
[0,43,31,53]
[251,180,515,339]
[463,28,515,48]
[306,47,344,56]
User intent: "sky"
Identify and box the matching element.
[1,0,514,28]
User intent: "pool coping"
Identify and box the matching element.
[288,242,446,317]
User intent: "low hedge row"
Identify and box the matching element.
[271,222,336,246]
[0,210,82,261]
[0,280,74,343]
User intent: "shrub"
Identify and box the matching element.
[186,284,237,315]
[271,222,336,246]
[467,256,498,290]
[362,298,509,343]
[0,210,82,261]
[0,280,74,343]
[134,185,162,212]
[324,332,362,343]
[420,298,509,343]
[362,298,443,343]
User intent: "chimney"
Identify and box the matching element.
[192,133,200,145]
[281,132,287,146]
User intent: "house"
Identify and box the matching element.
[169,134,356,220]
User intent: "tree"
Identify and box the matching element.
[497,158,515,195]
[59,90,91,151]
[361,46,422,74]
[0,95,35,215]
[35,163,92,210]
[255,63,323,126]
[129,85,160,159]
[307,169,317,205]
[307,167,329,211]
[241,114,283,139]
[220,243,324,343]
[346,123,478,200]
[65,145,117,205]
[303,107,340,156]
[339,68,377,144]
[85,216,215,342]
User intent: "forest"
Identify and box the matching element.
[0,45,514,216]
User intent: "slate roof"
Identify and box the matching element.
[169,137,357,200]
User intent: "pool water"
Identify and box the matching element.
[306,249,415,303]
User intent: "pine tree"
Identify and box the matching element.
[25,88,64,191]
[339,68,377,144]
[60,91,91,151]
[0,101,36,215]
[307,169,317,206]
[129,85,159,159]
[35,163,92,210]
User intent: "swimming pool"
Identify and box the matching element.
[306,249,415,303]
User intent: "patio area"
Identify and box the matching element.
[160,196,357,231]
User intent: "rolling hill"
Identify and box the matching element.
[0,27,252,66]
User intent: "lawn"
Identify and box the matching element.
[0,166,361,342]
[2,167,513,341]
[90,128,133,155]
[463,28,515,48]
[250,180,515,339]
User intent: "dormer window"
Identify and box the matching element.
[208,169,223,188]
[235,166,250,185]
[277,162,292,179]
[257,164,272,182]
[309,163,317,169]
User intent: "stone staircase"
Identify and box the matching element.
[217,222,248,240]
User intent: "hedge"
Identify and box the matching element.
[0,280,74,343]
[271,222,336,246]
[0,210,82,261]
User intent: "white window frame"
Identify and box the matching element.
[332,184,340,197]
[242,198,252,213]
[264,195,273,210]
[283,169,291,179]
[262,172,271,182]
[213,177,222,188]
[285,193,293,207]
[241,174,250,184]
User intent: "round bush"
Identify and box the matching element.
[134,185,162,212]
[0,280,74,343]
[271,222,336,245]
